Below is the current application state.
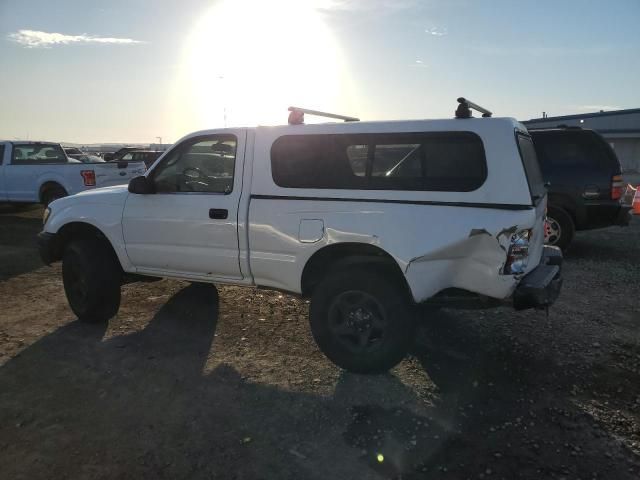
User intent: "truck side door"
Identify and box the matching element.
[122,131,246,280]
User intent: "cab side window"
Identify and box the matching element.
[152,135,237,194]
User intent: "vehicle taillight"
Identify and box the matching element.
[503,229,531,275]
[81,170,96,187]
[611,175,624,201]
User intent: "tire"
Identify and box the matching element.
[42,185,67,207]
[62,238,122,323]
[310,267,415,374]
[545,206,575,250]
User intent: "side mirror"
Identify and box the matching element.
[128,175,154,194]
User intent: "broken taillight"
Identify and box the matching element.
[611,175,624,201]
[81,170,96,187]
[503,229,531,275]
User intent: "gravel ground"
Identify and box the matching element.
[0,204,638,480]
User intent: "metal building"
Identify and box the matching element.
[523,108,640,174]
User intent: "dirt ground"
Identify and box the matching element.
[0,204,639,480]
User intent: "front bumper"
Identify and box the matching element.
[513,246,563,310]
[37,231,61,265]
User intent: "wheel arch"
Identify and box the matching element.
[39,181,68,203]
[300,242,412,302]
[51,221,124,271]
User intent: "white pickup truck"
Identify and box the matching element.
[0,141,146,205]
[38,101,563,373]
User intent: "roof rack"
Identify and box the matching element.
[455,97,492,119]
[288,106,359,125]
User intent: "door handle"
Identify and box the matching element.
[209,208,228,219]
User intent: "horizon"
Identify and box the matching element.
[6,103,639,146]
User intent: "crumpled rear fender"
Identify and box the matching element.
[405,226,523,302]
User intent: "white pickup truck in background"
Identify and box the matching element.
[0,141,147,205]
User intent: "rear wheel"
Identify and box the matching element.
[310,268,415,374]
[62,238,121,323]
[545,206,575,250]
[42,185,67,207]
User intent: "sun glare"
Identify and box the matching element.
[170,0,348,136]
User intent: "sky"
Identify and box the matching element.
[0,0,639,144]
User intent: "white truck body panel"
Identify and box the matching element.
[44,185,135,271]
[42,117,547,303]
[248,199,544,302]
[247,118,544,301]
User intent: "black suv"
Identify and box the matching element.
[529,127,631,249]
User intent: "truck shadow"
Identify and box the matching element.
[338,308,640,479]
[565,237,630,262]
[0,286,638,479]
[0,206,45,281]
[565,219,640,262]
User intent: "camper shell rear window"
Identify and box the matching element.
[515,132,546,204]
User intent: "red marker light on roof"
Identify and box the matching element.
[288,110,305,125]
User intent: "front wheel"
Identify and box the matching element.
[310,268,415,374]
[62,238,122,323]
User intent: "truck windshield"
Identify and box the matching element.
[516,133,546,204]
[12,143,67,164]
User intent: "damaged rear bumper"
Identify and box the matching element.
[513,246,563,310]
